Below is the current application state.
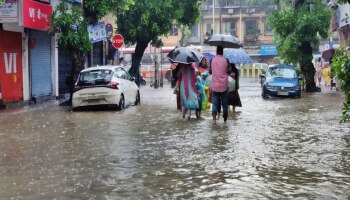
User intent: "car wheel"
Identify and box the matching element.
[118,95,125,110]
[135,91,141,105]
[262,91,268,99]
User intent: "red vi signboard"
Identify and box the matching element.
[22,0,52,31]
[0,30,23,103]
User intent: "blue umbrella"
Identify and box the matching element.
[223,48,251,64]
[203,53,215,60]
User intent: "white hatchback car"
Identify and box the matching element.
[72,66,140,110]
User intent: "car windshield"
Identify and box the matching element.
[267,67,297,78]
[77,69,113,86]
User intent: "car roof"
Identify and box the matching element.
[80,65,124,73]
[270,64,295,69]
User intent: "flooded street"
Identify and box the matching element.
[1,79,350,199]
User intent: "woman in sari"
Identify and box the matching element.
[177,63,199,120]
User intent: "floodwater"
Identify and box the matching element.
[0,80,349,199]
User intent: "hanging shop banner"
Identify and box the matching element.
[22,0,52,31]
[0,0,18,23]
[88,22,106,43]
[260,45,278,56]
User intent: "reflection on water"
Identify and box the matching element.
[0,86,350,199]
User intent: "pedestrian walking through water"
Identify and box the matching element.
[209,45,230,124]
[178,63,199,120]
[228,63,242,112]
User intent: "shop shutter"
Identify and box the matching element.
[30,30,52,97]
[0,30,23,103]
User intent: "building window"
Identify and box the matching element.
[206,23,212,36]
[225,21,237,36]
[169,24,178,36]
[226,0,236,7]
[245,20,259,36]
[191,24,199,37]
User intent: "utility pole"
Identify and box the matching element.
[219,0,223,34]
[212,0,215,34]
[240,0,243,42]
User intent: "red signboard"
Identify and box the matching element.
[0,30,23,103]
[22,0,52,31]
[112,34,124,49]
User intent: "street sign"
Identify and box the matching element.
[112,34,124,49]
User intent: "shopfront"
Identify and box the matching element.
[21,0,53,99]
[260,45,278,64]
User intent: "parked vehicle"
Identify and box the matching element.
[261,64,301,99]
[72,66,140,110]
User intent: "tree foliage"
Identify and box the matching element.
[114,0,202,84]
[268,0,332,91]
[332,48,350,123]
[336,0,350,4]
[248,0,275,6]
[51,3,91,57]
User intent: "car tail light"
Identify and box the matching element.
[109,82,120,89]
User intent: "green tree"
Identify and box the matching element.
[337,0,350,4]
[115,0,202,85]
[50,0,133,103]
[268,0,332,92]
[331,48,350,122]
[248,0,275,6]
[179,26,192,46]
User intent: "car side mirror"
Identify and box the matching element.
[131,77,135,81]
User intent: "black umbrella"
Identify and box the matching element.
[204,34,242,48]
[322,48,335,62]
[166,46,203,64]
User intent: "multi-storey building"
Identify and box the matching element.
[162,0,277,64]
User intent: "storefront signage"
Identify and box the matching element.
[22,0,52,31]
[0,0,18,23]
[88,22,106,43]
[260,45,278,56]
[0,30,23,103]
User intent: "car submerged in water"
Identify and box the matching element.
[261,64,302,99]
[72,66,140,110]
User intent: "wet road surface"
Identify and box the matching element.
[0,79,349,199]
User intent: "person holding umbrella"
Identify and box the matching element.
[209,45,230,124]
[205,34,242,124]
[167,47,202,120]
